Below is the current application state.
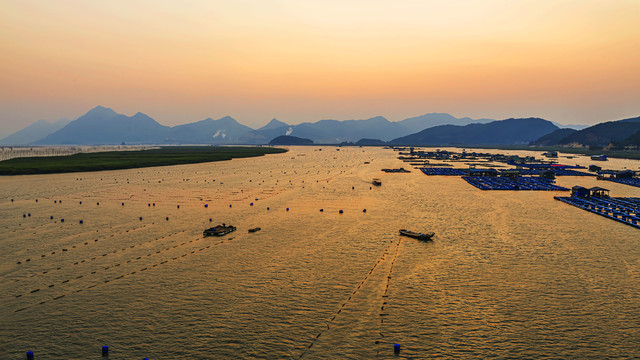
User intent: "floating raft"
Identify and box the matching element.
[514,169,594,176]
[420,167,467,176]
[554,196,640,229]
[462,176,569,191]
[603,178,640,188]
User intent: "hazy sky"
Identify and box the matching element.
[1,0,639,136]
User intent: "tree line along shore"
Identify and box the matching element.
[0,146,287,175]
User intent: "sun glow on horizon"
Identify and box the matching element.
[1,0,639,134]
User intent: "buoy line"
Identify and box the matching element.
[298,240,397,359]
[13,235,241,313]
[376,238,402,357]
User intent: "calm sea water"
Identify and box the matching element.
[1,147,639,359]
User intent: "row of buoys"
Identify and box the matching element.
[25,347,151,359]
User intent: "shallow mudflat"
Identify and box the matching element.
[1,146,639,359]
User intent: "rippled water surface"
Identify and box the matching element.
[1,147,639,359]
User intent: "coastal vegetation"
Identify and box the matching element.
[0,146,287,175]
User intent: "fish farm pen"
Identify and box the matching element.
[555,196,640,229]
[420,167,467,176]
[461,176,569,191]
[420,167,594,177]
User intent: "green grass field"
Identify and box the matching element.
[0,146,287,175]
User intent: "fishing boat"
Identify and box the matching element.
[372,178,382,186]
[399,229,434,241]
[203,224,236,237]
[248,227,261,233]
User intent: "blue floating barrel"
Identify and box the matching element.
[204,204,208,208]
[23,214,26,218]
[166,217,169,221]
[229,204,232,208]
[79,201,82,204]
[250,203,253,206]
[209,218,212,222]
[394,343,401,353]
[139,217,143,221]
[320,209,324,212]
[102,345,109,356]
[363,209,366,213]
[79,220,83,224]
[26,351,34,360]
[177,205,179,209]
[122,203,125,206]
[286,208,289,211]
[339,210,343,214]
[28,213,31,217]
[50,216,53,219]
[267,207,270,210]
[97,202,99,205]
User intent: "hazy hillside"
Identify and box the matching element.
[557,116,640,147]
[36,106,171,145]
[0,118,70,145]
[531,128,578,146]
[398,113,494,133]
[391,118,559,146]
[167,116,254,144]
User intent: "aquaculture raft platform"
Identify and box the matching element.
[603,178,640,188]
[420,167,467,176]
[554,196,640,229]
[462,176,570,191]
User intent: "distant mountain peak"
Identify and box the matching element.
[259,118,289,131]
[86,105,116,116]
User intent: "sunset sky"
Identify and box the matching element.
[1,0,639,136]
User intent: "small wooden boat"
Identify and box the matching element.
[248,227,261,233]
[203,224,236,237]
[399,229,434,241]
[372,179,382,186]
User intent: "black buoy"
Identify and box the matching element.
[209,218,212,222]
[122,202,125,206]
[50,216,53,219]
[79,201,82,204]
[102,345,109,356]
[339,210,343,214]
[11,199,14,202]
[23,214,26,218]
[26,351,34,360]
[229,204,232,208]
[363,209,366,213]
[166,217,169,221]
[177,205,180,209]
[79,220,83,224]
[61,219,64,222]
[320,209,324,212]
[97,202,99,206]
[148,203,151,207]
[28,213,31,217]
[139,217,143,221]
[267,207,270,210]
[35,199,38,202]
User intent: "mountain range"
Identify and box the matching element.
[1,106,636,148]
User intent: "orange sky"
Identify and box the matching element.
[1,0,639,136]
